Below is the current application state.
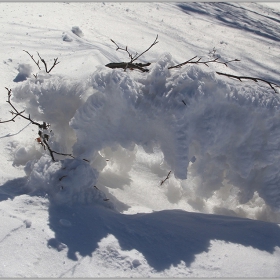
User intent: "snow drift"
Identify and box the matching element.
[72,53,280,211]
[11,52,280,220]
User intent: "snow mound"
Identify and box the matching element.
[71,26,84,38]
[10,53,280,215]
[62,33,73,42]
[24,154,113,208]
[71,53,280,211]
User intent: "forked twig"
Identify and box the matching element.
[37,52,60,73]
[23,50,60,73]
[111,35,159,63]
[107,35,158,72]
[23,50,41,70]
[0,88,43,127]
[216,72,280,93]
[132,35,159,62]
[168,56,240,69]
[110,39,137,62]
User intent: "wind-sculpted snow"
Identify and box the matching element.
[12,72,86,153]
[23,154,113,208]
[9,53,280,215]
[71,53,280,211]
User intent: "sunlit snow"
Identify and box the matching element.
[0,2,280,277]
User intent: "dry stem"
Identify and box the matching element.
[168,56,240,69]
[216,72,279,93]
[160,171,172,186]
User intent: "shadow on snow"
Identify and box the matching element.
[176,2,280,43]
[1,176,280,271]
[47,202,280,271]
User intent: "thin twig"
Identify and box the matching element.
[39,131,74,161]
[132,35,159,62]
[1,88,76,162]
[37,52,60,73]
[216,72,280,93]
[110,35,159,63]
[168,57,240,69]
[160,171,172,186]
[0,88,42,126]
[23,50,41,70]
[110,39,137,62]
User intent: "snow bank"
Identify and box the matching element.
[11,53,280,217]
[71,53,280,211]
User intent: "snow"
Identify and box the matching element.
[0,1,280,277]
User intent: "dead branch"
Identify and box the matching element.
[23,50,41,70]
[168,56,240,70]
[105,62,150,72]
[1,88,75,161]
[0,88,43,127]
[37,131,74,161]
[110,39,137,62]
[160,171,172,186]
[24,50,60,73]
[216,72,280,93]
[132,35,159,62]
[111,35,158,63]
[107,35,158,72]
[37,52,60,73]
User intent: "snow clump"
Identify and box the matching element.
[23,154,113,208]
[71,26,84,37]
[13,63,32,82]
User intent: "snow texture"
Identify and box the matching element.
[10,52,280,213]
[0,1,280,277]
[13,63,32,83]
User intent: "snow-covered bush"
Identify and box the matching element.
[24,154,113,208]
[6,52,280,217]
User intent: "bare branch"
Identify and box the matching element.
[110,35,158,64]
[216,72,280,93]
[168,56,240,70]
[105,62,150,72]
[110,39,137,62]
[1,88,76,162]
[37,52,60,73]
[24,50,60,74]
[132,34,159,62]
[0,88,42,126]
[23,50,41,70]
[160,171,172,186]
[168,56,197,70]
